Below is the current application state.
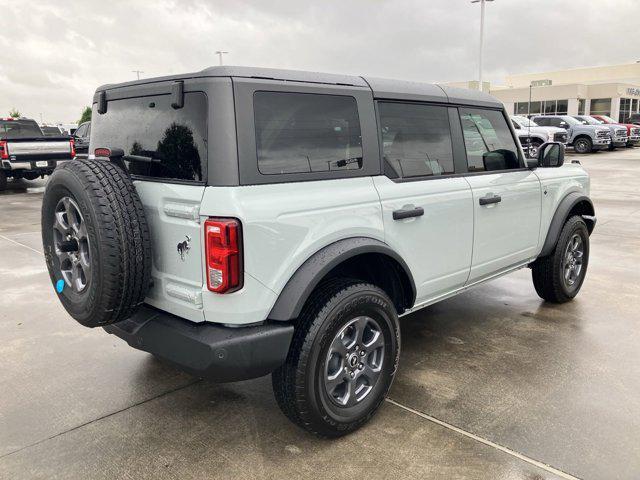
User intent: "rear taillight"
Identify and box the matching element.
[0,140,8,159]
[70,139,76,158]
[205,218,243,293]
[94,147,111,157]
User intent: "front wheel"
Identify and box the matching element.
[0,170,7,191]
[573,137,593,154]
[272,279,400,437]
[532,215,589,303]
[528,140,543,159]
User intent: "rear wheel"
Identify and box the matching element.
[272,279,400,437]
[573,137,592,154]
[532,215,589,303]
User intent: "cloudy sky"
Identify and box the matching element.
[0,0,636,123]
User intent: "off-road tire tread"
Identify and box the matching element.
[43,159,151,326]
[532,215,588,303]
[272,278,396,437]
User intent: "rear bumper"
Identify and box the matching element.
[2,159,66,172]
[104,305,294,383]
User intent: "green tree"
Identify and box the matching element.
[8,108,20,118]
[78,106,92,124]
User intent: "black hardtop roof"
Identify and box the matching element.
[95,66,502,108]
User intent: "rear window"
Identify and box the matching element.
[254,91,363,175]
[91,92,207,183]
[0,120,43,139]
[378,102,454,178]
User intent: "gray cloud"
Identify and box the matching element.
[0,0,635,123]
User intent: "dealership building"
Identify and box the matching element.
[449,62,640,123]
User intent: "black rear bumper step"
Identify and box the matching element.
[104,306,294,383]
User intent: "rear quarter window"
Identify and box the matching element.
[254,91,363,175]
[91,92,207,183]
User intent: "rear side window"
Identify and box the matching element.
[378,102,454,179]
[460,108,521,172]
[0,120,43,139]
[91,92,207,183]
[254,91,363,175]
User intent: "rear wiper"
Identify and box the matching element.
[122,154,161,164]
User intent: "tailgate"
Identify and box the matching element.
[6,137,72,161]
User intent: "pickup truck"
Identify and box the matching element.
[532,115,611,154]
[42,67,596,437]
[511,115,568,158]
[0,118,75,191]
[591,115,640,147]
[573,115,628,149]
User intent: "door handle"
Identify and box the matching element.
[393,207,424,220]
[479,195,502,206]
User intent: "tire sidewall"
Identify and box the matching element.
[574,138,591,154]
[42,166,103,326]
[305,286,400,433]
[555,217,589,298]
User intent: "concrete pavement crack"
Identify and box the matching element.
[0,379,202,460]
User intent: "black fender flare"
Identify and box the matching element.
[267,237,416,321]
[539,192,595,258]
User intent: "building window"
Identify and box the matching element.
[529,101,542,115]
[578,99,586,115]
[515,102,529,115]
[620,98,632,123]
[544,100,556,115]
[556,99,568,115]
[590,98,612,117]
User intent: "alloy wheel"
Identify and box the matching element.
[52,196,91,293]
[324,316,385,407]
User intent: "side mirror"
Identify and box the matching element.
[537,142,565,168]
[526,159,539,169]
[559,122,569,129]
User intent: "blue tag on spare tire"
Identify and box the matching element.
[55,279,65,293]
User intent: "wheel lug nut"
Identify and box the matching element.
[358,363,363,369]
[360,350,365,356]
[350,371,355,378]
[355,345,359,351]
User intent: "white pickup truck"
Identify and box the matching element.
[0,118,75,190]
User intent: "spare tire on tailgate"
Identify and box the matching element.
[42,159,151,327]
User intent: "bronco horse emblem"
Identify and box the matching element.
[177,235,191,261]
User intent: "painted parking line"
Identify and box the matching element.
[385,398,581,480]
[0,234,42,255]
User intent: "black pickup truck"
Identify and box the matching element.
[0,118,75,190]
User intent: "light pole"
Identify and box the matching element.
[471,0,494,92]
[132,70,144,80]
[215,51,229,66]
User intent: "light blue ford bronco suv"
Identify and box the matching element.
[41,67,595,437]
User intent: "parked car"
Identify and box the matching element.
[0,117,75,191]
[41,67,595,437]
[73,121,90,158]
[511,115,568,158]
[591,115,640,147]
[573,115,627,149]
[532,115,611,154]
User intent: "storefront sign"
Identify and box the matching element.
[627,88,640,96]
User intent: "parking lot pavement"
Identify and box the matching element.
[1,150,639,479]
